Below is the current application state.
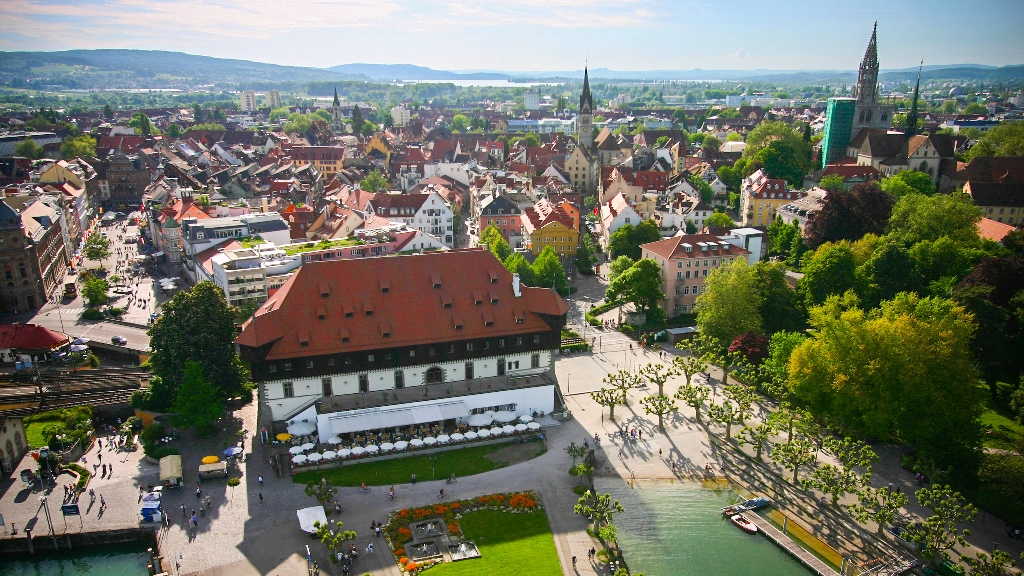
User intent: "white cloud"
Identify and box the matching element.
[729,49,747,59]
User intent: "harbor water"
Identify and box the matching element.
[0,543,150,576]
[596,477,812,576]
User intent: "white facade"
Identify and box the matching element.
[262,350,554,422]
[209,244,301,307]
[266,90,282,109]
[718,227,765,265]
[422,163,472,187]
[390,107,411,126]
[524,90,540,111]
[240,90,258,112]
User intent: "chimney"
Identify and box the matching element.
[512,273,522,298]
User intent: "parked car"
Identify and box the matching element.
[111,336,127,346]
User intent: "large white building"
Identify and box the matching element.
[240,90,258,112]
[236,249,569,430]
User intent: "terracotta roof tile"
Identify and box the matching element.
[236,249,568,359]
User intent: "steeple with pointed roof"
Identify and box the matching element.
[331,87,344,133]
[579,66,593,114]
[578,65,594,149]
[852,22,880,104]
[906,61,922,137]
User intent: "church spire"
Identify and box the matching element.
[906,60,922,137]
[333,87,340,107]
[579,65,593,114]
[852,22,880,104]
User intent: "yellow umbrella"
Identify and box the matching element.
[276,433,292,441]
[202,455,220,464]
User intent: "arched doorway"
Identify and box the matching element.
[13,431,23,454]
[425,367,443,384]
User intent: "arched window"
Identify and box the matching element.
[425,367,443,384]
[13,431,22,454]
[4,440,12,465]
[920,161,928,172]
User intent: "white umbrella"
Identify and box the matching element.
[289,446,304,455]
[288,422,316,436]
[292,454,307,464]
[450,433,464,441]
[410,438,423,447]
[464,431,478,440]
[437,434,450,444]
[394,441,408,450]
[423,437,437,445]
[300,443,315,452]
[307,453,322,462]
[519,415,533,423]
[70,344,89,352]
[485,410,495,416]
[351,447,365,456]
[337,448,351,458]
[528,422,541,430]
[515,423,528,432]
[365,444,379,453]
[467,414,492,427]
[490,427,503,436]
[72,337,89,345]
[380,442,394,451]
[322,450,337,460]
[493,412,517,423]
[502,425,516,434]
[328,437,342,445]
[477,429,490,437]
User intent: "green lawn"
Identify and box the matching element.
[427,509,561,576]
[24,413,64,448]
[978,382,1024,450]
[292,440,545,487]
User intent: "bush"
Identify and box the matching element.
[144,444,180,460]
[88,353,99,368]
[82,308,104,320]
[65,462,91,490]
[140,423,165,445]
[125,416,143,432]
[562,342,592,353]
[572,485,588,495]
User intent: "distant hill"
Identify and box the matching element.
[0,49,368,85]
[327,63,509,81]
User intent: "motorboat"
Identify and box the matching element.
[730,514,758,534]
[721,496,771,515]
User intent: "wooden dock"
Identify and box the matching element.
[744,514,841,576]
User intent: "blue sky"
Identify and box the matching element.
[0,0,1021,71]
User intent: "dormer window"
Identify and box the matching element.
[431,273,442,288]
[320,282,330,299]
[379,278,390,293]
[317,305,326,321]
[364,300,374,316]
[441,293,453,309]
[381,321,391,338]
[488,270,499,284]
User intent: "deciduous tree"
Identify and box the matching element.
[606,258,664,318]
[804,182,894,249]
[574,490,624,534]
[910,485,978,567]
[881,170,934,197]
[81,277,109,308]
[148,281,252,411]
[639,362,677,397]
[360,169,387,193]
[641,394,676,431]
[675,383,710,423]
[696,259,763,347]
[171,361,223,435]
[887,191,983,246]
[771,436,817,483]
[84,233,111,268]
[848,486,908,535]
[591,388,624,421]
[737,421,774,459]
[798,242,859,308]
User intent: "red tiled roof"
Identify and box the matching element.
[977,218,1017,242]
[236,248,569,359]
[641,234,750,260]
[0,323,68,350]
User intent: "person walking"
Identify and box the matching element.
[572,556,577,568]
[182,504,187,517]
[368,543,373,554]
[258,476,263,486]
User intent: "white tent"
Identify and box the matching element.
[467,414,492,427]
[297,506,327,534]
